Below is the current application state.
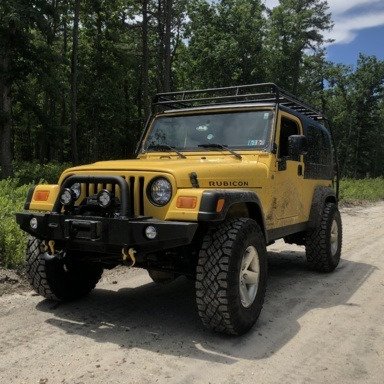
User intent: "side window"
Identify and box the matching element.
[306,125,332,165]
[320,129,332,165]
[278,117,299,158]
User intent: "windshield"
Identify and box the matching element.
[142,110,274,152]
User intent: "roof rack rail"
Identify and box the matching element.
[152,82,325,122]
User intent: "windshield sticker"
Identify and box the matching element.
[207,134,214,140]
[263,113,270,120]
[248,139,265,146]
[196,125,208,131]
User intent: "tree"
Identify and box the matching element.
[180,0,266,88]
[0,0,54,176]
[0,0,383,178]
[70,0,80,164]
[0,36,12,178]
[0,1,23,177]
[265,0,333,93]
[326,55,384,178]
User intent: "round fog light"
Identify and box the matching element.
[60,188,74,206]
[30,217,38,230]
[71,183,81,200]
[145,226,157,240]
[97,189,112,208]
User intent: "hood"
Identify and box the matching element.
[59,155,269,189]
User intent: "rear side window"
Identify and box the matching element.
[305,125,332,165]
[303,124,334,180]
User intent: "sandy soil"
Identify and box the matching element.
[0,269,30,297]
[0,202,383,384]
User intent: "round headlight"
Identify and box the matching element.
[97,189,112,208]
[71,183,81,200]
[30,217,38,230]
[60,188,74,206]
[148,177,172,206]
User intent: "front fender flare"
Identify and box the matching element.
[198,189,267,238]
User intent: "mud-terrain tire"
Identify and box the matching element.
[26,237,103,301]
[147,269,176,284]
[305,202,342,272]
[196,218,268,335]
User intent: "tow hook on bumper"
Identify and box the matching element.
[122,247,137,267]
[46,240,55,255]
[16,212,198,255]
[41,240,65,264]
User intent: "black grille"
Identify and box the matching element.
[54,175,130,217]
[78,176,145,217]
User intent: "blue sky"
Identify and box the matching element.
[327,24,384,66]
[265,0,384,67]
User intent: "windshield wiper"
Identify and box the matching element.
[146,144,187,159]
[198,144,242,160]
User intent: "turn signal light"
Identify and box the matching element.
[176,196,197,209]
[34,190,50,201]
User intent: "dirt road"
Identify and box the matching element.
[1,202,383,384]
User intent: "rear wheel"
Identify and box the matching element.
[305,202,342,272]
[26,237,103,301]
[196,218,268,335]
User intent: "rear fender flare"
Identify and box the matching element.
[309,186,337,228]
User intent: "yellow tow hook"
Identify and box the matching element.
[48,240,55,255]
[43,240,56,255]
[122,247,137,267]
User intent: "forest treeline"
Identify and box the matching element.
[1,0,384,179]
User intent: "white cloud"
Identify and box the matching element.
[264,0,279,8]
[327,0,382,15]
[326,10,384,44]
[263,0,384,46]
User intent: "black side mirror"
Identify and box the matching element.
[288,135,308,159]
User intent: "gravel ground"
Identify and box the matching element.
[0,202,383,384]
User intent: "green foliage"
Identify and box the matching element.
[181,0,266,88]
[0,179,31,268]
[265,0,333,93]
[340,178,384,202]
[325,55,384,178]
[0,0,383,176]
[13,161,70,184]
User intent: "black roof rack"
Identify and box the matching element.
[153,82,325,122]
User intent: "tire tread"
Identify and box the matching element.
[26,237,102,301]
[196,218,267,335]
[306,203,342,272]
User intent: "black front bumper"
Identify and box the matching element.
[16,212,198,255]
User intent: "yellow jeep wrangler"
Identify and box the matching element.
[16,83,342,335]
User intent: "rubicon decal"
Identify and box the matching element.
[209,181,249,187]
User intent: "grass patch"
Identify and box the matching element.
[0,162,69,269]
[0,179,32,269]
[339,178,384,203]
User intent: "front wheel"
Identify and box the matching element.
[305,202,342,272]
[26,237,103,301]
[195,218,268,335]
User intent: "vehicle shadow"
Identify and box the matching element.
[36,248,375,365]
